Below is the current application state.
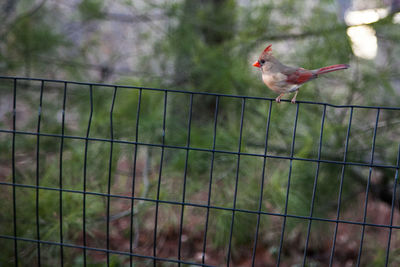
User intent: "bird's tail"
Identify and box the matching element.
[315,64,350,75]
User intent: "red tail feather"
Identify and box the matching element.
[316,64,349,75]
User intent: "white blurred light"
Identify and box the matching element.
[394,12,400,24]
[345,8,388,26]
[347,25,377,59]
[344,9,388,60]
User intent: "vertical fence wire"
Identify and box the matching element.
[302,104,327,266]
[178,94,194,265]
[385,145,400,266]
[12,78,18,267]
[356,108,380,267]
[202,96,220,265]
[106,86,118,266]
[59,82,67,267]
[153,91,168,266]
[226,98,246,266]
[277,103,300,267]
[82,84,93,267]
[35,80,44,266]
[329,107,354,266]
[130,88,142,267]
[251,100,273,266]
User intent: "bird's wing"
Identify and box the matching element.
[283,68,314,85]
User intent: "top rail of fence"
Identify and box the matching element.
[1,76,399,110]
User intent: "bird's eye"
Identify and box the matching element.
[260,59,265,64]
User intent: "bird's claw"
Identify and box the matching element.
[291,91,298,104]
[275,94,283,103]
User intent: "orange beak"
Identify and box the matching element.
[252,61,261,68]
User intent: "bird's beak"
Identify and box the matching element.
[252,61,261,68]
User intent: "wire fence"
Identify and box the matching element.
[0,76,400,266]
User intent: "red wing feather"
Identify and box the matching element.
[285,68,314,85]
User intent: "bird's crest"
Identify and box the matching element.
[261,44,272,55]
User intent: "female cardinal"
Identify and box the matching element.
[253,44,349,103]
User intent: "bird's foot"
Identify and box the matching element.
[275,94,284,103]
[291,91,298,104]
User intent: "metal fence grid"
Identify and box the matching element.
[0,76,400,266]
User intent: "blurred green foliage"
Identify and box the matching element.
[78,0,105,21]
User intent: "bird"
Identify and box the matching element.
[252,44,349,103]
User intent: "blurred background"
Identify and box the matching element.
[0,0,399,105]
[0,0,400,266]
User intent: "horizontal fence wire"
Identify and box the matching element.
[0,129,397,169]
[0,76,400,267]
